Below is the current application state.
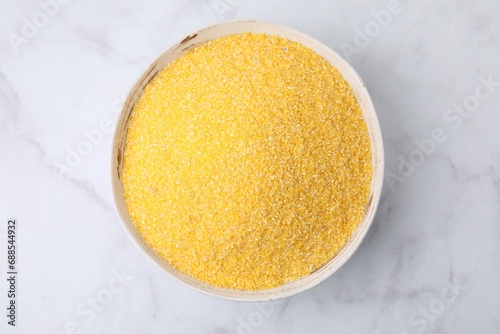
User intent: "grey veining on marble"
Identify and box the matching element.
[0,0,499,333]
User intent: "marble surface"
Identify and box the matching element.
[1,0,499,333]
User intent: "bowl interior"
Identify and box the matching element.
[112,21,384,302]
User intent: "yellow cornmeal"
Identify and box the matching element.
[123,33,372,290]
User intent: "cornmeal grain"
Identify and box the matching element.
[123,33,372,290]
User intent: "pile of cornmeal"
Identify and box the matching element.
[123,33,372,290]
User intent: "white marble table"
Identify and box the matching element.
[1,0,499,333]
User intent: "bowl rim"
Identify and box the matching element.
[111,20,384,302]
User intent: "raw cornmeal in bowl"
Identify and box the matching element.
[122,33,372,290]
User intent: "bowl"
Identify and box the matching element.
[111,20,384,302]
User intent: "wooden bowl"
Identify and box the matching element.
[111,21,384,301]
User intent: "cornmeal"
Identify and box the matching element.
[123,33,372,290]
